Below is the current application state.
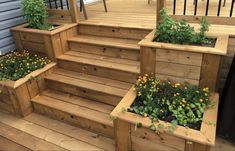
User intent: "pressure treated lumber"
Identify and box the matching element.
[112,87,219,151]
[78,24,151,40]
[68,34,140,50]
[0,122,66,151]
[32,95,114,138]
[24,113,115,151]
[0,63,56,116]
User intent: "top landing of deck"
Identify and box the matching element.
[78,0,235,36]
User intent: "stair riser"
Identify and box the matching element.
[69,42,140,61]
[58,60,138,83]
[78,24,151,40]
[46,79,122,106]
[33,103,114,138]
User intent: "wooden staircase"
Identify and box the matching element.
[27,24,149,150]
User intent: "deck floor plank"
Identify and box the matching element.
[0,112,104,151]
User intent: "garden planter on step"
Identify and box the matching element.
[139,30,229,91]
[0,63,56,117]
[11,23,77,61]
[111,87,219,151]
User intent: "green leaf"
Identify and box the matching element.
[149,123,156,131]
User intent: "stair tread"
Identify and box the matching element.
[45,71,129,97]
[41,89,114,114]
[58,52,140,74]
[65,51,139,66]
[68,34,140,50]
[31,94,113,127]
[54,68,132,90]
[24,113,115,151]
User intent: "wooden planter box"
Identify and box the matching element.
[111,87,219,151]
[0,63,56,117]
[138,30,229,91]
[11,23,77,61]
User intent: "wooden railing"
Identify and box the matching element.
[157,0,235,25]
[45,0,79,23]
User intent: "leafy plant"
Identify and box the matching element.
[22,0,53,30]
[129,74,211,131]
[0,50,51,81]
[154,8,215,45]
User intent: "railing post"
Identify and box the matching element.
[156,0,165,24]
[69,0,79,23]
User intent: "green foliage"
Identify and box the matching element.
[129,74,211,131]
[0,50,51,81]
[22,0,52,30]
[154,8,214,45]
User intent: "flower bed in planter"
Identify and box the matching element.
[0,51,56,116]
[11,23,77,61]
[111,76,219,151]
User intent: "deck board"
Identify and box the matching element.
[0,112,234,150]
[79,0,235,35]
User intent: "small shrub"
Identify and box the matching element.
[129,74,211,130]
[154,8,215,45]
[0,50,51,81]
[22,0,53,30]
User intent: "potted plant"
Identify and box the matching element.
[11,0,78,60]
[0,50,56,117]
[111,74,219,151]
[139,9,229,91]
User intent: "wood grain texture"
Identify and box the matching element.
[0,122,66,151]
[114,119,131,151]
[200,54,221,92]
[0,135,31,151]
[140,47,156,75]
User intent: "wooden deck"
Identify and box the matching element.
[79,0,235,29]
[2,0,235,150]
[0,111,234,151]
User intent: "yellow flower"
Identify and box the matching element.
[200,99,203,102]
[203,87,209,92]
[175,83,181,87]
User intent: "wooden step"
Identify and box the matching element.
[78,23,151,40]
[68,35,140,53]
[57,51,140,83]
[68,34,140,50]
[69,40,140,61]
[31,92,114,138]
[45,69,130,105]
[25,113,115,151]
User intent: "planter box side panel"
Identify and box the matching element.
[1,63,56,117]
[217,37,235,92]
[0,87,15,114]
[12,30,50,58]
[131,125,185,151]
[155,48,203,86]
